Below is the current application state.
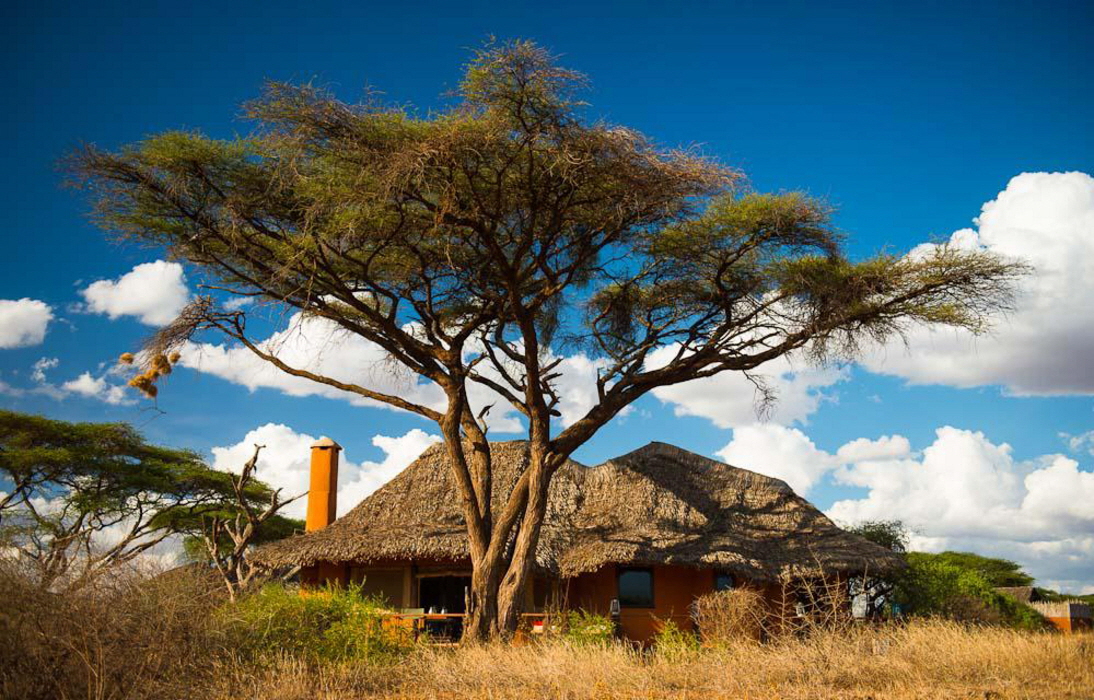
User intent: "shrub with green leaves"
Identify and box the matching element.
[653,619,700,659]
[563,610,615,645]
[896,553,1047,630]
[219,583,413,662]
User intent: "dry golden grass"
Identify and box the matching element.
[213,622,1093,700]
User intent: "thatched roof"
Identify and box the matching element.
[995,586,1041,604]
[255,441,904,580]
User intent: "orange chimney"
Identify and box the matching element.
[306,437,341,532]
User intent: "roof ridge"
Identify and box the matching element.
[606,440,795,493]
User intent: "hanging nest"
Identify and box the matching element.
[124,352,179,400]
[119,297,226,401]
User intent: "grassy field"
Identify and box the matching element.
[3,565,1090,700]
[212,622,1092,700]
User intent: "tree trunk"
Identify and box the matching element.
[496,468,551,634]
[459,445,554,643]
[463,560,502,642]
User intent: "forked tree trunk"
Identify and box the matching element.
[497,464,552,633]
[460,444,554,643]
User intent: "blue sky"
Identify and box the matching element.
[2,0,1093,591]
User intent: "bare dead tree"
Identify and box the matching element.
[197,444,304,601]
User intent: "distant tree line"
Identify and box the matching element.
[848,520,1089,628]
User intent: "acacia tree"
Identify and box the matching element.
[848,520,910,618]
[69,41,1026,640]
[0,410,293,589]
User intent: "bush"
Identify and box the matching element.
[0,563,415,699]
[896,553,1048,630]
[563,609,615,645]
[0,560,226,700]
[220,582,413,662]
[652,619,700,659]
[692,588,767,645]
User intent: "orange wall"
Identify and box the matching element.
[305,559,794,645]
[1047,616,1093,634]
[567,564,720,644]
[300,562,349,587]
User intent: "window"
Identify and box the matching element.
[532,576,552,612]
[617,567,654,608]
[714,571,736,592]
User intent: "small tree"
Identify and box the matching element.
[69,40,1027,640]
[0,410,297,590]
[847,520,910,618]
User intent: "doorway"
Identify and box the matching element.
[418,575,470,641]
[419,575,471,613]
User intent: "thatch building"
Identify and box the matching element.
[256,440,903,642]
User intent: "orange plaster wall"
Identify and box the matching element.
[1047,617,1072,633]
[300,562,351,588]
[567,565,720,644]
[1047,616,1093,634]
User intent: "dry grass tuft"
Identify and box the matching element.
[693,587,768,642]
[0,560,227,700]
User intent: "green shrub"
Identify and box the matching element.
[653,619,700,660]
[220,582,413,662]
[564,610,615,645]
[896,554,1047,630]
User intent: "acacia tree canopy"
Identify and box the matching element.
[0,410,299,589]
[928,551,1035,588]
[68,40,1027,639]
[848,520,910,554]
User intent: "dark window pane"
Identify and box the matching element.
[714,572,735,592]
[618,568,654,608]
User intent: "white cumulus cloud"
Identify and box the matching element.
[176,312,517,424]
[80,260,190,326]
[862,171,1094,395]
[31,357,59,383]
[180,312,625,434]
[180,313,440,409]
[0,357,130,404]
[180,310,834,436]
[60,372,133,406]
[1061,429,1094,457]
[716,424,839,495]
[0,298,54,348]
[210,423,440,519]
